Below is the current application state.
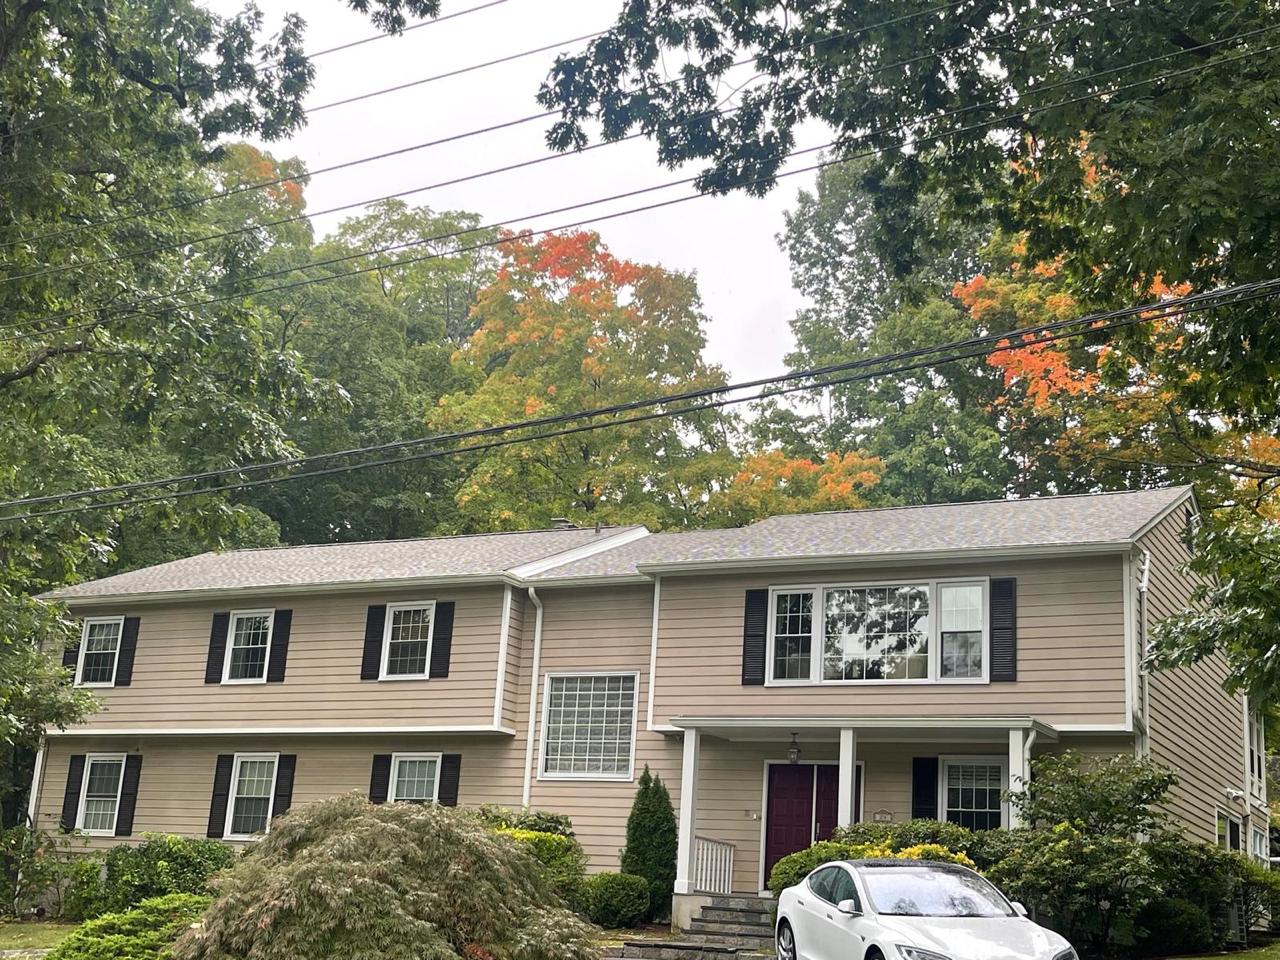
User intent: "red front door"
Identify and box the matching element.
[814,765,839,841]
[764,764,814,882]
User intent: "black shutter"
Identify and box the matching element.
[272,755,296,819]
[369,755,392,804]
[205,613,230,684]
[207,754,234,838]
[437,754,461,807]
[360,605,387,680]
[114,617,140,687]
[114,755,143,837]
[62,636,80,673]
[60,755,86,831]
[911,757,939,820]
[741,589,769,685]
[266,609,292,683]
[429,602,455,679]
[990,578,1018,682]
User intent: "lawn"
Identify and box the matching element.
[1173,945,1280,960]
[0,920,76,950]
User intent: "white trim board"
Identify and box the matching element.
[47,724,517,738]
[509,526,651,578]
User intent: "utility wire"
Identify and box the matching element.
[305,0,510,59]
[0,0,1129,289]
[7,289,1279,524]
[4,278,1276,516]
[0,0,993,250]
[1,30,1270,343]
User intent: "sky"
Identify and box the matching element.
[205,0,828,384]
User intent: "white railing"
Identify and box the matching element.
[693,835,736,895]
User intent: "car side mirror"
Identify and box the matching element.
[1011,902,1029,918]
[836,899,861,917]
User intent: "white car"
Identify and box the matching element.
[775,858,1078,960]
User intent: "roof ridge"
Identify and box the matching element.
[200,525,637,556]
[747,485,1191,524]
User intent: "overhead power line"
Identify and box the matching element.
[0,0,1058,249]
[0,0,1130,289]
[0,31,1270,345]
[4,278,1277,521]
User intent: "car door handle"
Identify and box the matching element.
[825,913,833,920]
[797,899,806,907]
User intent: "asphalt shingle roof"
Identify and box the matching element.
[529,486,1193,581]
[48,526,644,600]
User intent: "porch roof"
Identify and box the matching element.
[667,714,1060,743]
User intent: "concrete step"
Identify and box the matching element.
[686,919,774,938]
[621,942,744,960]
[708,896,772,912]
[699,906,773,924]
[680,933,774,950]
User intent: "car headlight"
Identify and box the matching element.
[896,948,952,960]
[1051,951,1079,960]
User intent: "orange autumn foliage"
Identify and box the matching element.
[708,450,883,527]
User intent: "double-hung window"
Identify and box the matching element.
[390,753,441,803]
[1252,826,1270,866]
[1248,712,1267,803]
[541,673,637,780]
[769,580,988,684]
[941,758,1007,830]
[225,754,278,840]
[77,754,126,834]
[77,617,124,686]
[223,610,273,683]
[380,602,435,679]
[1218,811,1243,852]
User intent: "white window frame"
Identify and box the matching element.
[379,601,437,681]
[75,616,125,688]
[1217,809,1243,852]
[224,752,280,841]
[1248,711,1267,803]
[939,755,1009,830]
[75,752,126,836]
[765,578,991,687]
[1251,826,1270,866]
[220,609,275,685]
[389,752,443,804]
[538,670,639,782]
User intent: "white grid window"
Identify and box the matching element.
[78,619,123,686]
[391,754,440,803]
[78,755,124,834]
[943,761,1005,831]
[382,603,434,678]
[542,674,637,779]
[225,612,272,682]
[773,592,813,680]
[1249,712,1266,802]
[1252,827,1269,866]
[823,585,930,681]
[227,755,277,838]
[940,583,984,679]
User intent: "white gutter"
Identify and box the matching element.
[521,587,546,808]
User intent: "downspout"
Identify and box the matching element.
[521,587,545,808]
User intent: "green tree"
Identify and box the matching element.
[620,766,677,920]
[1006,750,1177,837]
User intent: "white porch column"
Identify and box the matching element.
[837,728,858,827]
[674,727,701,895]
[1008,728,1029,828]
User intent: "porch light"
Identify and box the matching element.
[787,733,802,765]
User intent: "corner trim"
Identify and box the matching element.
[492,586,513,727]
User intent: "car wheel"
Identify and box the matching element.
[776,920,796,960]
[865,950,884,960]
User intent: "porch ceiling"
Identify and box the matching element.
[667,715,1060,744]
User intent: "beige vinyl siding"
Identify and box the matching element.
[68,585,511,731]
[1141,507,1249,843]
[34,734,524,848]
[525,584,682,874]
[499,590,526,728]
[652,556,1128,727]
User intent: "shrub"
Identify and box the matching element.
[1234,855,1280,945]
[620,766,677,920]
[497,828,587,903]
[986,823,1158,954]
[767,840,975,897]
[170,794,597,960]
[473,804,575,837]
[580,872,650,929]
[0,825,89,918]
[1006,750,1176,836]
[1134,897,1216,957]
[48,893,210,960]
[1144,832,1236,946]
[72,835,236,919]
[832,819,977,854]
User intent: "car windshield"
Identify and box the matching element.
[858,865,1015,918]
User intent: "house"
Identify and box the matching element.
[27,486,1266,925]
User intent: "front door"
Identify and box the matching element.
[765,764,865,882]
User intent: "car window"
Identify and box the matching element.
[828,869,859,910]
[858,865,1014,918]
[807,867,836,902]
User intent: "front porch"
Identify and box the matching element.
[670,716,1058,915]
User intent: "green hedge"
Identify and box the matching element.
[767,839,975,897]
[67,835,236,920]
[831,819,1017,870]
[48,893,210,960]
[579,872,650,928]
[497,828,587,903]
[474,804,575,837]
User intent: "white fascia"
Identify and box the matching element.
[508,526,651,579]
[46,724,517,737]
